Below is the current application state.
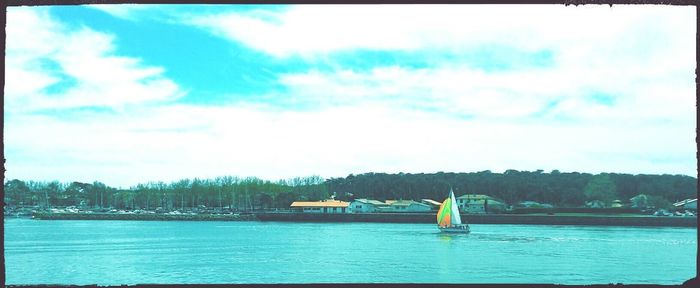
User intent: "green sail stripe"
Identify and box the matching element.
[437,199,451,224]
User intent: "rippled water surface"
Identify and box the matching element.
[4,218,697,284]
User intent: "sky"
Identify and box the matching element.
[3,4,697,188]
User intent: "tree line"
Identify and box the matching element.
[326,170,697,209]
[3,170,697,210]
[3,176,327,211]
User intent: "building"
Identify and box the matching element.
[515,201,553,209]
[673,198,697,211]
[517,201,541,208]
[385,200,432,212]
[610,200,623,208]
[348,199,389,213]
[585,200,605,208]
[290,200,350,213]
[457,194,506,214]
[420,199,442,210]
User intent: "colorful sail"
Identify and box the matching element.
[437,198,451,227]
[437,188,470,233]
[449,189,462,225]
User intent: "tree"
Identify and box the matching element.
[4,171,696,212]
[647,195,672,210]
[4,179,30,206]
[65,182,91,207]
[92,181,108,208]
[41,181,64,208]
[583,174,618,206]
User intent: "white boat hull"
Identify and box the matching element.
[439,224,470,234]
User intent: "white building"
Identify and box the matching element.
[385,200,432,212]
[290,200,350,213]
[420,199,442,210]
[585,200,605,208]
[610,200,623,208]
[348,199,389,213]
[673,198,697,211]
[457,194,506,214]
[517,201,553,209]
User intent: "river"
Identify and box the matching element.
[4,218,696,284]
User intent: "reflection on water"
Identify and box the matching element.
[436,232,472,242]
[438,233,454,242]
[4,219,697,285]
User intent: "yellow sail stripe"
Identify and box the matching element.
[437,198,451,227]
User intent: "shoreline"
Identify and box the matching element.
[26,211,697,227]
[256,212,697,227]
[30,212,256,221]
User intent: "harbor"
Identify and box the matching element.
[27,210,698,227]
[30,211,256,221]
[13,191,698,228]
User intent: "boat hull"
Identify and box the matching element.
[439,224,470,234]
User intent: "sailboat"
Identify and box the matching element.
[437,188,470,233]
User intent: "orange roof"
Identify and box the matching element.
[290,201,350,208]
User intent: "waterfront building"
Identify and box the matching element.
[290,199,350,213]
[611,200,624,208]
[586,200,605,208]
[673,198,697,211]
[420,199,442,210]
[457,194,506,214]
[385,200,432,212]
[348,199,389,213]
[516,201,553,209]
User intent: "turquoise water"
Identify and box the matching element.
[4,218,697,284]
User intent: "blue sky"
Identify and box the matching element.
[4,4,696,187]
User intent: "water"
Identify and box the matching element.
[4,218,696,284]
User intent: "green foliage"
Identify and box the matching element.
[327,171,695,208]
[2,175,330,211]
[647,195,672,210]
[4,179,30,205]
[3,171,696,210]
[583,174,618,206]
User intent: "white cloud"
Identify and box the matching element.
[189,5,695,123]
[87,4,155,20]
[3,5,695,187]
[189,5,693,59]
[182,4,695,182]
[4,7,183,113]
[5,101,695,187]
[278,62,695,126]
